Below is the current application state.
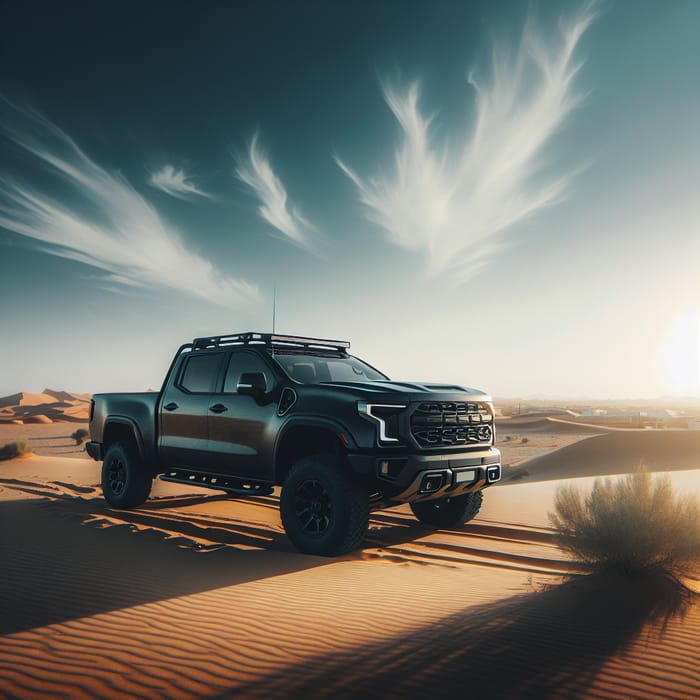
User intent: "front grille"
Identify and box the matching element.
[410,402,493,448]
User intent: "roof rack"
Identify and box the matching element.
[192,332,350,352]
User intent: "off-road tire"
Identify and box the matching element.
[101,440,152,509]
[410,490,483,528]
[280,454,369,556]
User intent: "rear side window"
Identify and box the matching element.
[179,353,223,393]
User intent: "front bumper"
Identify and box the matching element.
[390,462,500,502]
[347,446,501,503]
[86,441,104,461]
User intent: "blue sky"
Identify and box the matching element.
[0,0,698,399]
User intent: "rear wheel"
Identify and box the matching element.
[101,441,152,509]
[280,454,369,556]
[410,490,483,528]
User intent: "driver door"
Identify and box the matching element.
[206,350,277,478]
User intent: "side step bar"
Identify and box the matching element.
[160,469,274,497]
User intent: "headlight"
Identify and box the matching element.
[358,402,406,445]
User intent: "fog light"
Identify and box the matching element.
[377,459,408,479]
[419,472,445,493]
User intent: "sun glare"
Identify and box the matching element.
[664,310,700,395]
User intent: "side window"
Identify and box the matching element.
[179,353,223,393]
[223,352,272,393]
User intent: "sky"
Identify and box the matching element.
[0,0,698,400]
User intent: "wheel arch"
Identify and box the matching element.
[103,417,146,461]
[273,418,356,486]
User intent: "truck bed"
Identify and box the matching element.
[89,392,160,468]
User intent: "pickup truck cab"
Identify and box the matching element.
[87,332,501,555]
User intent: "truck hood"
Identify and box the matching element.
[318,380,492,403]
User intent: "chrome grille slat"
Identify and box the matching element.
[410,401,492,448]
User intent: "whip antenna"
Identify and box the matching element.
[272,283,277,334]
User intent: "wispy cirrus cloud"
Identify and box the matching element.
[0,103,260,307]
[337,3,597,280]
[149,164,212,199]
[236,133,317,252]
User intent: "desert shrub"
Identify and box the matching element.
[550,470,700,581]
[0,440,32,460]
[71,428,89,445]
[503,435,512,442]
[521,437,529,444]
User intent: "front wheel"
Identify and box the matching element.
[410,490,483,528]
[101,441,152,509]
[280,454,369,556]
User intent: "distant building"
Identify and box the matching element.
[581,408,608,416]
[523,408,580,418]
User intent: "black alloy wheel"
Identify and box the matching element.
[106,455,127,497]
[280,454,369,556]
[101,440,152,509]
[294,478,333,537]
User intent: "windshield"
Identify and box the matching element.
[270,352,389,384]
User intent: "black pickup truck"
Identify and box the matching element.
[87,332,501,555]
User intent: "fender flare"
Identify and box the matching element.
[103,416,147,460]
[274,416,358,466]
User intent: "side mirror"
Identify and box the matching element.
[237,372,268,397]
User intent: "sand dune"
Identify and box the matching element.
[1,445,699,698]
[21,413,53,424]
[42,389,91,403]
[0,391,62,408]
[0,389,90,424]
[222,570,700,700]
[508,429,700,483]
[498,415,617,434]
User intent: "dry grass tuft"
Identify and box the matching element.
[550,469,700,583]
[0,440,33,461]
[71,428,89,445]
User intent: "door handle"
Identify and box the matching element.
[209,403,228,414]
[164,402,179,411]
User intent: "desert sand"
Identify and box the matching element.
[1,419,699,699]
[0,390,90,425]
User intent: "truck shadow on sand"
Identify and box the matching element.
[3,481,512,637]
[219,571,697,699]
[0,494,328,636]
[1,477,442,558]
